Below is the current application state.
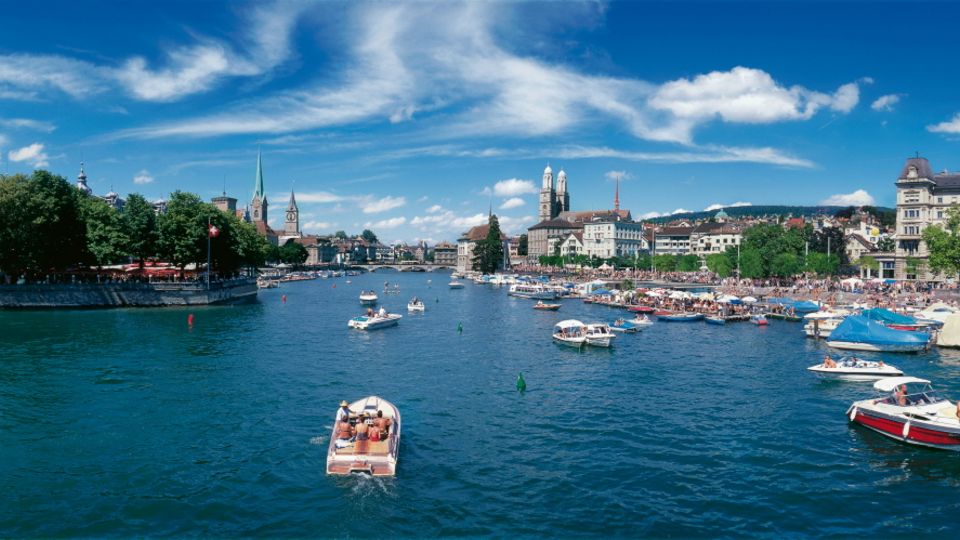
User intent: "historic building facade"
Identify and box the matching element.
[538,165,571,223]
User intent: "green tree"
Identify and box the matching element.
[0,171,86,280]
[877,236,896,252]
[517,234,528,256]
[122,193,157,268]
[769,252,802,277]
[859,255,880,277]
[334,230,348,240]
[265,244,281,264]
[921,209,960,279]
[78,196,128,268]
[279,239,308,265]
[653,254,677,272]
[231,218,269,269]
[805,252,839,276]
[677,254,700,272]
[472,214,504,274]
[706,252,733,277]
[904,256,925,279]
[738,247,765,278]
[621,278,634,291]
[361,229,378,244]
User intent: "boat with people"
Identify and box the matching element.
[610,318,640,333]
[553,319,587,347]
[847,377,960,451]
[327,396,401,476]
[348,307,402,330]
[407,297,425,312]
[705,315,726,325]
[533,301,561,311]
[584,323,616,347]
[508,283,557,300]
[359,290,378,304]
[657,312,704,322]
[750,314,769,326]
[807,355,903,380]
[632,314,654,326]
[803,311,847,338]
[448,280,465,289]
[826,315,930,353]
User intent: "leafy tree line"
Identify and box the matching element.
[0,170,270,281]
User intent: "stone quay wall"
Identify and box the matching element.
[0,279,258,308]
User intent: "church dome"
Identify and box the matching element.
[544,164,552,174]
[557,169,566,179]
[715,209,729,220]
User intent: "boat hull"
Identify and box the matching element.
[658,313,704,322]
[826,340,926,353]
[552,335,585,347]
[705,317,726,325]
[848,405,960,451]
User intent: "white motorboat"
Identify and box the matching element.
[508,283,557,300]
[847,377,960,451]
[807,357,903,381]
[631,314,654,326]
[803,311,845,338]
[407,297,425,312]
[359,290,378,304]
[327,395,401,476]
[584,323,616,347]
[448,280,465,289]
[348,309,402,330]
[553,319,586,347]
[918,302,958,324]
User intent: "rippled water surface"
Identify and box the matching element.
[4,272,960,537]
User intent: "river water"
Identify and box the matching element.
[3,271,960,537]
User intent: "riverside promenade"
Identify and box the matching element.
[0,278,258,308]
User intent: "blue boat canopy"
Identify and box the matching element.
[829,315,928,346]
[766,297,795,305]
[591,289,613,295]
[861,308,917,326]
[792,300,821,313]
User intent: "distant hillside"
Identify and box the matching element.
[646,205,895,225]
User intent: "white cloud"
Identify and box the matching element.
[8,142,49,167]
[133,169,154,184]
[302,220,335,231]
[552,144,814,168]
[498,215,534,234]
[928,113,960,134]
[820,189,875,206]
[671,208,692,215]
[704,201,752,211]
[871,93,902,112]
[0,55,104,100]
[640,211,664,219]
[0,118,55,132]
[499,197,525,209]
[426,204,444,214]
[492,178,537,197]
[362,195,406,214]
[364,216,407,229]
[284,191,346,203]
[604,170,632,181]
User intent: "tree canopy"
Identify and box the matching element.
[471,215,504,274]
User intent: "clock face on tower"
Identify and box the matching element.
[287,212,295,221]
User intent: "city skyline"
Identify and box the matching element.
[2,1,960,242]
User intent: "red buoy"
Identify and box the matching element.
[187,313,195,326]
[282,294,287,304]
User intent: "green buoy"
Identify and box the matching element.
[516,372,526,392]
[457,321,463,334]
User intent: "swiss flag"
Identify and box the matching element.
[208,224,220,238]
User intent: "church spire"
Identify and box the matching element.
[614,174,620,213]
[287,188,297,211]
[254,148,265,201]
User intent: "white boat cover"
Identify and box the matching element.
[555,319,585,329]
[873,376,931,392]
[938,313,960,347]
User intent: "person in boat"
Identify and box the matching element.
[378,306,387,317]
[373,409,391,438]
[823,355,837,368]
[366,308,374,317]
[354,413,371,441]
[336,415,354,441]
[895,384,908,406]
[336,400,352,422]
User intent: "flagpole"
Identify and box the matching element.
[207,216,212,290]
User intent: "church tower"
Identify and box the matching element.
[555,168,569,214]
[251,150,268,223]
[76,162,92,195]
[539,164,555,223]
[284,190,300,235]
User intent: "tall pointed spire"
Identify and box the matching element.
[254,148,265,201]
[287,188,297,210]
[614,174,620,212]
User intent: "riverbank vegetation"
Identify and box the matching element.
[0,170,270,282]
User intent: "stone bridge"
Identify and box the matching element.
[359,264,455,272]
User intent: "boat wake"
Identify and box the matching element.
[309,436,325,446]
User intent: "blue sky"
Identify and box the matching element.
[2,1,960,243]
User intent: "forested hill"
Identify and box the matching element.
[648,205,896,226]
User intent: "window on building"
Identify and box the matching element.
[938,197,944,204]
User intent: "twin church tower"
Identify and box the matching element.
[538,165,571,223]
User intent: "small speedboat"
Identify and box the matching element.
[359,291,378,304]
[448,280,465,289]
[631,314,654,326]
[807,357,903,380]
[658,312,704,322]
[750,314,768,326]
[407,298,425,312]
[533,301,561,311]
[847,377,960,451]
[348,310,402,330]
[327,395,401,476]
[705,315,726,325]
[584,323,616,347]
[610,318,639,333]
[553,319,586,347]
